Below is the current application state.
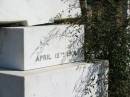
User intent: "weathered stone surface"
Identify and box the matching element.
[0,25,84,70]
[0,62,108,97]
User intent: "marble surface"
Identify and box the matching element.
[0,0,81,25]
[0,61,108,97]
[0,25,84,70]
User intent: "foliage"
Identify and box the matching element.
[82,0,130,97]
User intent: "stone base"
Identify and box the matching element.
[0,62,108,97]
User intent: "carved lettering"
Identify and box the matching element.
[73,51,78,56]
[55,53,60,58]
[36,54,51,62]
[35,50,80,62]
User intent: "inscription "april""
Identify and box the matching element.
[35,54,52,62]
[35,50,79,62]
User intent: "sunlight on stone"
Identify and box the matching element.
[0,0,81,25]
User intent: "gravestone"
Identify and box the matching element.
[0,25,84,70]
[0,0,81,25]
[0,0,109,97]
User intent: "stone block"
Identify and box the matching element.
[0,62,108,97]
[0,25,84,70]
[0,0,81,25]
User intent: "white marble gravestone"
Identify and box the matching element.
[0,62,108,97]
[0,0,81,25]
[0,25,84,70]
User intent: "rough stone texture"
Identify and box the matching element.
[0,62,108,97]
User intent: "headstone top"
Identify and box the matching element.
[0,0,81,26]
